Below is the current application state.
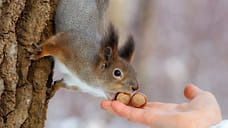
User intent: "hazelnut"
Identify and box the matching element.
[130,93,147,108]
[115,92,131,105]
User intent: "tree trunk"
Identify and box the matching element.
[0,0,58,127]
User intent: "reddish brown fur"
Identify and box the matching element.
[37,33,73,63]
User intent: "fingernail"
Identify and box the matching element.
[101,101,110,110]
[101,105,107,110]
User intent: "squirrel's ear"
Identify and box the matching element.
[99,24,118,64]
[118,36,135,63]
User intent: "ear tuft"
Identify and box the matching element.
[101,24,118,50]
[118,36,135,62]
[99,24,119,64]
[104,47,112,61]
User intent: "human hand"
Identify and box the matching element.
[101,84,222,128]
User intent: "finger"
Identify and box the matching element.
[111,101,151,125]
[100,100,111,110]
[100,100,120,115]
[184,84,203,100]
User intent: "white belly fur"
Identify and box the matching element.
[53,58,107,98]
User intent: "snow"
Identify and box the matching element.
[209,120,228,128]
[46,117,80,128]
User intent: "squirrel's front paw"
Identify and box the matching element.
[28,54,40,60]
[26,44,42,60]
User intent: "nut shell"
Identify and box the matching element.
[116,93,131,105]
[130,93,147,108]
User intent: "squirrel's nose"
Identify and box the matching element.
[130,84,139,91]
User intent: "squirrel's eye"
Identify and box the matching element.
[114,70,121,76]
[113,68,123,80]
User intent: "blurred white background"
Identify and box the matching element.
[46,0,228,127]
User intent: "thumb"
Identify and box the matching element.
[184,84,202,100]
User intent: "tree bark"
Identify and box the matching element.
[0,0,58,127]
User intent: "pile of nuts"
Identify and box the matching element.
[115,92,147,108]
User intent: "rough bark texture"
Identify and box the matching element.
[0,0,58,127]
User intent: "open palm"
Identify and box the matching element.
[101,84,222,128]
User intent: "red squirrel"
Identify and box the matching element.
[29,0,139,100]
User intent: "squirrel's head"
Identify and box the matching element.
[95,25,139,100]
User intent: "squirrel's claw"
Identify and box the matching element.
[27,54,39,60]
[26,47,34,53]
[26,44,42,60]
[26,44,41,53]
